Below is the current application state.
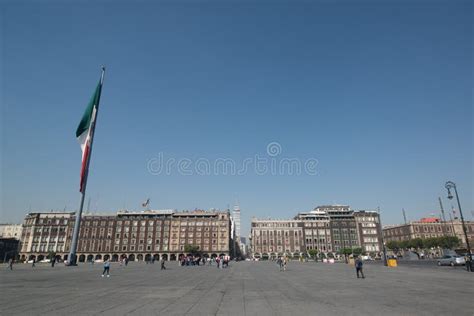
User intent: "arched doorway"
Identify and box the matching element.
[170,254,176,261]
[38,254,45,261]
[121,254,127,260]
[104,254,110,261]
[153,254,160,261]
[29,255,36,261]
[21,255,26,262]
[219,253,226,258]
[128,254,135,262]
[178,253,185,261]
[211,253,218,259]
[270,253,276,260]
[162,254,168,261]
[95,254,102,260]
[137,254,144,261]
[203,253,209,259]
[145,254,152,262]
[262,253,269,260]
[87,254,94,262]
[293,252,300,258]
[112,254,119,262]
[78,254,85,262]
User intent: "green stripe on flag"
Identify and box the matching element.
[76,81,102,138]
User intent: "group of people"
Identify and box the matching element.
[178,255,231,269]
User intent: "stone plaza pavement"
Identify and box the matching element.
[1,260,472,316]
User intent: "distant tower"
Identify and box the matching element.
[233,203,241,240]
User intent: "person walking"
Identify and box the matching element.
[32,258,36,268]
[161,260,166,270]
[8,258,14,270]
[102,259,111,277]
[283,257,288,271]
[277,257,283,271]
[51,257,56,268]
[355,256,365,279]
[465,254,472,272]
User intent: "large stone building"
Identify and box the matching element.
[0,224,23,239]
[19,209,231,262]
[383,217,474,248]
[250,219,304,259]
[354,210,382,253]
[250,205,383,259]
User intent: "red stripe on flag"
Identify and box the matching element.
[79,143,90,193]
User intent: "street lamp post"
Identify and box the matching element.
[445,181,472,272]
[382,241,388,266]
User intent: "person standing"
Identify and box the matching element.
[277,257,283,271]
[161,260,166,270]
[355,257,365,279]
[283,257,288,271]
[32,258,36,268]
[8,258,14,270]
[102,259,111,277]
[465,254,471,272]
[51,257,56,268]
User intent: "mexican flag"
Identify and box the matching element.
[76,81,103,193]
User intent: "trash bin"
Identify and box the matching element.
[388,258,397,267]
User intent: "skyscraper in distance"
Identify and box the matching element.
[233,204,241,240]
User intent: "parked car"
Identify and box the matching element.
[437,255,465,266]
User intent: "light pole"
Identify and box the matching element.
[445,181,472,272]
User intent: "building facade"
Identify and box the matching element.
[19,209,231,262]
[250,219,304,259]
[354,210,382,253]
[383,218,474,248]
[0,224,23,239]
[251,205,383,258]
[233,204,241,240]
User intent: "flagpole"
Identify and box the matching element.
[68,66,106,265]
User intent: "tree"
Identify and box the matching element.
[308,249,319,260]
[386,241,400,251]
[423,237,438,249]
[339,248,353,263]
[352,248,363,256]
[399,240,409,250]
[408,238,424,250]
[438,236,460,249]
[184,244,201,256]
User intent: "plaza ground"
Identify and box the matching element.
[0,260,472,315]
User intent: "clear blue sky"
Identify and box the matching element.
[1,1,473,237]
